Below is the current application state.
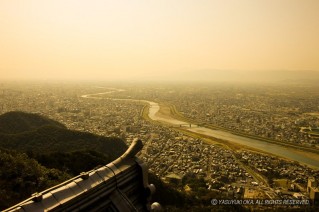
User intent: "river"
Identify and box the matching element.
[82,90,319,169]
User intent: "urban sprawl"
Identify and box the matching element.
[1,82,319,208]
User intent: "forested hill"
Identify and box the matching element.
[0,111,128,209]
[0,148,71,209]
[0,111,66,134]
[0,111,127,157]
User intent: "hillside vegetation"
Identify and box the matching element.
[0,148,70,209]
[0,111,66,134]
[0,111,127,209]
[0,111,127,158]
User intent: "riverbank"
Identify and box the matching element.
[164,102,319,155]
[154,102,319,169]
[83,90,319,169]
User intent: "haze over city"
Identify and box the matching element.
[1,1,319,210]
[1,0,319,81]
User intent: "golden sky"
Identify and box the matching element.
[1,0,319,81]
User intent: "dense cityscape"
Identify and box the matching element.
[0,82,318,209]
[171,85,319,147]
[2,0,319,210]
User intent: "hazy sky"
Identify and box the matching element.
[1,0,319,81]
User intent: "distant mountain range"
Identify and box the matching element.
[152,70,319,83]
[183,70,319,83]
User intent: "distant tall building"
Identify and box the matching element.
[307,177,319,205]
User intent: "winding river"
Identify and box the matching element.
[81,89,319,169]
